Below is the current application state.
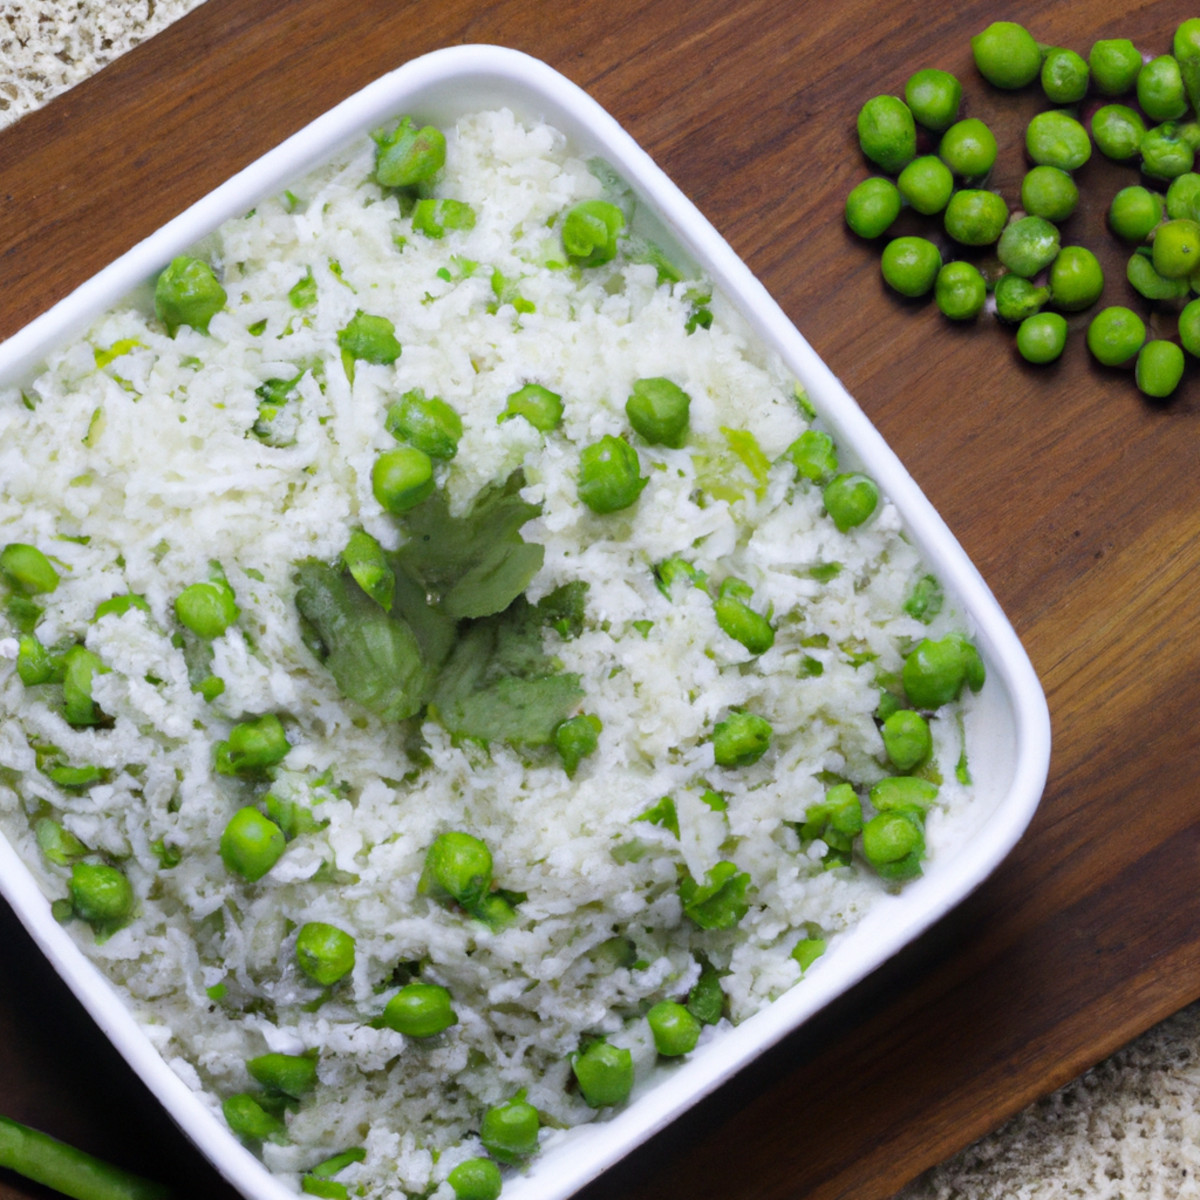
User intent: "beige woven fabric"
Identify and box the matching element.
[2,4,1195,1198]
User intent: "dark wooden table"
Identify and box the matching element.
[4,1,1200,1197]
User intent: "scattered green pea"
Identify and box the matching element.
[175,578,238,638]
[1166,172,1200,220]
[971,21,1042,89]
[447,1158,503,1200]
[223,1093,285,1142]
[1141,122,1195,180]
[372,446,435,514]
[68,861,134,929]
[1179,297,1200,355]
[934,261,986,320]
[713,577,775,655]
[0,543,60,594]
[385,389,462,460]
[943,189,1008,246]
[647,1000,701,1057]
[554,713,602,777]
[217,713,290,775]
[678,860,752,929]
[420,831,493,910]
[412,197,476,239]
[1108,186,1165,241]
[571,1040,634,1108]
[1126,247,1191,301]
[1086,306,1147,366]
[880,236,942,296]
[1020,165,1078,222]
[61,644,105,727]
[856,95,917,173]
[336,310,402,366]
[904,68,962,131]
[1049,245,1104,312]
[994,274,1050,323]
[94,592,150,621]
[1088,38,1143,96]
[1152,218,1200,278]
[626,377,691,448]
[380,982,458,1037]
[1090,104,1147,161]
[1138,55,1188,122]
[897,155,954,215]
[1026,110,1091,171]
[823,471,879,531]
[220,807,286,882]
[295,921,356,986]
[792,934,827,972]
[247,1052,318,1099]
[844,177,903,238]
[373,117,446,189]
[785,429,838,482]
[562,199,625,267]
[938,117,998,179]
[997,216,1060,278]
[479,1097,540,1164]
[711,710,772,767]
[1136,339,1186,398]
[1016,312,1068,365]
[154,256,227,336]
[1176,19,1200,112]
[499,383,563,431]
[1040,47,1089,104]
[577,435,647,513]
[862,809,926,881]
[902,634,985,710]
[880,708,932,770]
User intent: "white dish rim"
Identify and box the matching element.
[0,42,1052,1200]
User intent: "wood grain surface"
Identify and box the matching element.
[3,1,1200,1198]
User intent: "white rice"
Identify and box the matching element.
[0,108,983,1198]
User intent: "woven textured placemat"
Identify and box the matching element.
[2,4,1196,1197]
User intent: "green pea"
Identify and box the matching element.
[1016,312,1068,365]
[175,579,238,638]
[411,197,476,239]
[880,236,942,296]
[154,256,227,336]
[647,1000,702,1056]
[562,199,626,267]
[380,982,458,1037]
[792,935,827,972]
[62,644,104,727]
[1141,123,1195,180]
[1152,218,1200,278]
[856,95,917,173]
[446,1158,503,1200]
[1166,173,1200,220]
[679,860,752,929]
[971,21,1042,89]
[862,809,926,881]
[337,310,402,366]
[881,708,932,770]
[993,274,1050,323]
[785,430,838,482]
[34,817,87,865]
[1090,104,1146,161]
[218,713,290,775]
[1108,186,1165,240]
[896,156,954,215]
[870,775,940,812]
[499,383,563,431]
[1088,39,1143,95]
[904,68,962,132]
[801,782,863,860]
[373,117,446,189]
[0,543,59,594]
[1138,55,1188,122]
[943,189,1008,246]
[713,577,775,655]
[934,261,986,320]
[341,529,394,612]
[1126,248,1191,301]
[712,710,772,767]
[68,862,134,928]
[1176,19,1200,113]
[902,634,984,710]
[220,807,286,882]
[1049,246,1104,312]
[479,1097,540,1164]
[577,435,647,514]
[372,446,435,514]
[823,471,879,531]
[94,592,150,621]
[938,118,998,179]
[1040,47,1089,104]
[246,1052,318,1099]
[1026,111,1091,171]
[1136,339,1186,398]
[385,389,462,460]
[997,216,1060,278]
[1084,307,1147,367]
[571,1040,634,1108]
[844,177,903,238]
[554,713,602,777]
[295,921,356,986]
[1020,166,1078,222]
[626,376,691,448]
[420,831,493,910]
[223,1094,285,1142]
[1179,297,1200,355]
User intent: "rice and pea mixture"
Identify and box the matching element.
[0,108,985,1198]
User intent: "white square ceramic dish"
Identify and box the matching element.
[0,43,1051,1200]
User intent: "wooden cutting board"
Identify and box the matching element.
[4,1,1200,1197]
